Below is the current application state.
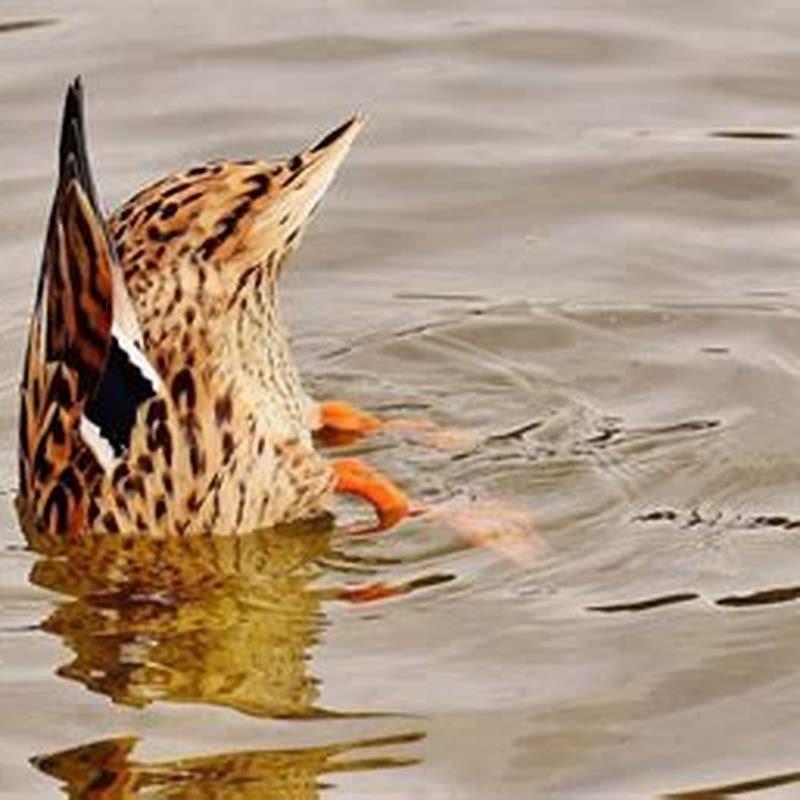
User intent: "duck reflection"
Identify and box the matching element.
[29,520,346,717]
[33,731,423,799]
[27,522,428,796]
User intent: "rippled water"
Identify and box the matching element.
[4,2,800,797]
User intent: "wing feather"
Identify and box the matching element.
[18,77,158,539]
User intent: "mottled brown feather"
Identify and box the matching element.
[20,80,362,542]
[19,177,115,541]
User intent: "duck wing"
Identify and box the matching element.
[19,77,159,539]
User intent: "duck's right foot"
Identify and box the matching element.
[331,457,415,531]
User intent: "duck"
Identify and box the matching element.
[18,77,409,544]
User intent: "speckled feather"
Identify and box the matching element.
[18,78,363,541]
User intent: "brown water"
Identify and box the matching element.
[4,2,800,797]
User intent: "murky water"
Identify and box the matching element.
[4,2,800,797]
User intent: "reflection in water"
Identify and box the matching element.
[709,129,796,141]
[587,592,699,613]
[0,18,56,34]
[34,731,423,799]
[30,524,338,717]
[29,525,424,796]
[716,585,800,608]
[663,766,800,799]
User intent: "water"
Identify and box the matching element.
[3,1,800,797]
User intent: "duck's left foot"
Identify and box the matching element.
[317,399,479,453]
[317,401,381,446]
[332,457,414,530]
[320,400,381,435]
[317,399,440,445]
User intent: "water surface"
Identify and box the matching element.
[3,2,800,797]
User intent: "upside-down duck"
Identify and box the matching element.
[18,78,408,543]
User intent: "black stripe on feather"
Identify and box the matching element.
[83,337,156,456]
[58,76,102,215]
[310,116,358,153]
[35,76,103,311]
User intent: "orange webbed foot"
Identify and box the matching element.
[320,401,381,435]
[317,401,381,446]
[317,400,443,446]
[332,457,414,531]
